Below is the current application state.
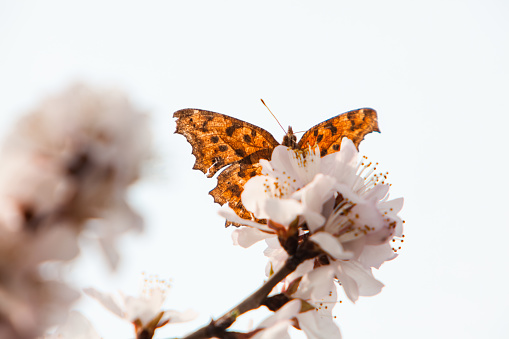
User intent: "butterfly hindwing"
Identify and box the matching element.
[210,148,273,223]
[297,108,379,155]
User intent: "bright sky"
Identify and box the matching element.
[1,1,508,338]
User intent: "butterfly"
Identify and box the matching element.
[173,108,379,226]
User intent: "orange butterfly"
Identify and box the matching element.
[173,108,379,226]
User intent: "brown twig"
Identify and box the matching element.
[182,254,302,339]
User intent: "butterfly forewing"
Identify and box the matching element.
[297,108,379,156]
[174,109,280,177]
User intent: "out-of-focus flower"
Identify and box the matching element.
[43,311,101,339]
[0,83,151,338]
[0,228,80,339]
[0,83,150,266]
[220,137,403,307]
[84,277,197,339]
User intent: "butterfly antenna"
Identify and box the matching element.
[261,99,286,133]
[293,130,306,134]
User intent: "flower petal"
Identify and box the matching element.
[258,299,301,328]
[309,232,352,260]
[253,321,292,339]
[297,310,342,339]
[293,174,336,231]
[47,311,101,339]
[83,288,124,318]
[358,243,397,269]
[163,309,198,324]
[262,198,304,226]
[218,206,272,232]
[232,227,274,248]
[335,261,384,303]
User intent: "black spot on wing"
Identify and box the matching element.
[235,148,246,157]
[225,125,239,137]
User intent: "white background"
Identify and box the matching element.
[1,1,508,338]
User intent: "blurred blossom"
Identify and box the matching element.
[0,84,151,338]
[0,228,79,339]
[43,311,101,339]
[0,83,151,264]
[84,276,197,339]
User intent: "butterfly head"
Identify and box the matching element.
[282,126,297,149]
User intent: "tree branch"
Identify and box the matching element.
[181,255,300,339]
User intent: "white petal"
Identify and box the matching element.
[258,299,301,328]
[295,266,337,303]
[124,288,165,323]
[300,210,326,233]
[242,175,273,218]
[297,310,342,339]
[262,198,304,225]
[259,159,273,174]
[322,138,358,179]
[218,206,272,231]
[286,258,315,284]
[336,261,384,302]
[289,145,322,184]
[232,227,274,248]
[264,238,288,276]
[336,138,358,166]
[350,200,384,231]
[379,197,404,214]
[271,146,305,184]
[252,320,292,339]
[163,309,198,324]
[295,174,336,231]
[358,243,397,269]
[83,288,124,318]
[365,184,389,202]
[309,232,352,260]
[49,311,101,339]
[335,265,360,303]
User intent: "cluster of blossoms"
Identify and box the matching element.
[0,84,152,338]
[220,137,404,337]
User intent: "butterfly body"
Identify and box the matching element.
[173,108,379,226]
[282,126,298,149]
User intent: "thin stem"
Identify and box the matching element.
[181,255,301,339]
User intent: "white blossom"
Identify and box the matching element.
[219,137,404,305]
[0,83,150,267]
[43,311,101,339]
[84,277,197,338]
